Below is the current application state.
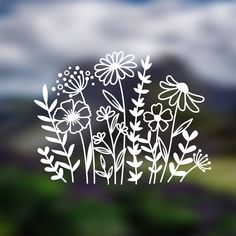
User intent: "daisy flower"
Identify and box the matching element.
[158,75,205,113]
[143,103,173,132]
[96,106,115,122]
[193,149,211,172]
[53,99,91,134]
[94,51,137,86]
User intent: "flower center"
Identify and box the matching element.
[177,83,189,93]
[110,63,120,70]
[154,114,162,122]
[66,112,79,123]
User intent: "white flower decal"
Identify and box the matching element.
[35,52,210,185]
[96,106,115,122]
[158,75,205,113]
[94,51,137,86]
[143,103,173,132]
[193,149,211,173]
[54,99,91,134]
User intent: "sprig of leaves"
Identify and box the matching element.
[37,147,67,183]
[96,155,113,185]
[168,130,198,182]
[127,55,152,184]
[34,85,79,183]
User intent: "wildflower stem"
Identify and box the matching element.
[106,119,117,184]
[47,105,74,183]
[118,79,126,185]
[167,141,189,183]
[79,131,88,184]
[45,153,67,183]
[160,106,178,182]
[80,92,96,184]
[148,128,159,184]
[180,165,197,182]
[131,69,147,185]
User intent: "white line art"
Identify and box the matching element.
[35,53,211,184]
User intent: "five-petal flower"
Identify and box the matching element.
[143,103,173,132]
[54,99,91,134]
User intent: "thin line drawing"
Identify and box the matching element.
[35,53,211,184]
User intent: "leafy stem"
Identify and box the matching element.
[46,103,74,183]
[167,140,189,183]
[118,79,126,185]
[80,92,96,184]
[160,105,178,182]
[106,118,117,184]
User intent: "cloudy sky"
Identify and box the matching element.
[0,0,235,97]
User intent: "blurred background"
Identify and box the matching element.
[1,0,236,235]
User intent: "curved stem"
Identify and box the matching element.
[80,92,96,184]
[114,130,122,148]
[45,153,67,183]
[160,106,178,182]
[79,131,88,184]
[118,79,126,185]
[167,141,189,183]
[180,165,197,182]
[106,119,117,184]
[47,108,74,183]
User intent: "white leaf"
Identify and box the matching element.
[189,130,198,141]
[174,170,187,177]
[141,146,152,153]
[94,147,111,155]
[128,171,143,182]
[169,162,176,176]
[159,139,167,162]
[45,147,50,155]
[72,160,81,172]
[169,162,186,177]
[108,167,113,178]
[52,149,67,156]
[100,155,106,169]
[145,155,153,162]
[41,125,56,132]
[37,148,45,156]
[110,114,119,133]
[173,153,180,164]
[96,171,106,178]
[62,133,67,146]
[185,145,197,153]
[40,158,50,164]
[182,130,189,141]
[43,84,48,104]
[37,115,51,122]
[147,131,152,142]
[51,175,61,181]
[85,142,93,172]
[102,90,124,112]
[173,119,193,137]
[180,158,193,165]
[178,143,185,153]
[116,149,126,171]
[68,144,75,158]
[55,161,71,170]
[34,100,47,110]
[46,137,60,144]
[49,99,58,112]
[138,138,149,144]
[45,167,56,172]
